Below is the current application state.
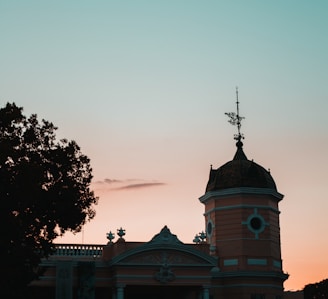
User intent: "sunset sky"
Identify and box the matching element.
[1,0,327,291]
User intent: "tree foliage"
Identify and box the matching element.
[304,278,328,299]
[0,103,98,298]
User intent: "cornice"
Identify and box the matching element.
[199,187,284,204]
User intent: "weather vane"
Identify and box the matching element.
[225,87,245,143]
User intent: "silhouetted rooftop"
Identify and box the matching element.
[206,141,277,192]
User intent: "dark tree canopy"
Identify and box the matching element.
[304,278,328,299]
[0,102,98,298]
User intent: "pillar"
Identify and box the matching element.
[116,285,124,299]
[56,260,73,299]
[203,287,209,299]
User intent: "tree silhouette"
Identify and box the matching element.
[304,278,328,299]
[0,103,98,298]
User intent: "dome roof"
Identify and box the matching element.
[206,141,277,192]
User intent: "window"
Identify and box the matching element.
[250,216,262,230]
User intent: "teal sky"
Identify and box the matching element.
[1,1,328,291]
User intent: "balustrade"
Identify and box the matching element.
[53,244,104,257]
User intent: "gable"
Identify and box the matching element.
[109,226,217,267]
[117,248,214,266]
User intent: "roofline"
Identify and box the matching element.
[199,187,284,204]
[212,269,289,281]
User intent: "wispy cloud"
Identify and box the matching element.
[115,182,166,190]
[94,178,166,191]
[104,178,122,184]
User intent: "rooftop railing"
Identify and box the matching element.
[53,244,104,257]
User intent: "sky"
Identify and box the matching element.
[1,0,327,291]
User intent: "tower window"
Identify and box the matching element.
[250,217,262,230]
[242,208,269,239]
[207,221,213,236]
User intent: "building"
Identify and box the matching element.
[29,99,289,299]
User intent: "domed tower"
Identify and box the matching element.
[199,90,288,299]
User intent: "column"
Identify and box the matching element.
[116,285,124,299]
[56,260,73,299]
[203,287,209,299]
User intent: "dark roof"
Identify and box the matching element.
[206,141,277,192]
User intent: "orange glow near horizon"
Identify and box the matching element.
[57,167,328,292]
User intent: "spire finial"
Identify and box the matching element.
[225,87,245,147]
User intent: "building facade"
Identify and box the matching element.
[29,139,288,299]
[30,106,288,298]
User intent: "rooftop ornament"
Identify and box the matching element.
[199,231,207,242]
[106,231,115,244]
[117,227,126,239]
[193,234,201,244]
[193,231,207,243]
[225,87,245,147]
